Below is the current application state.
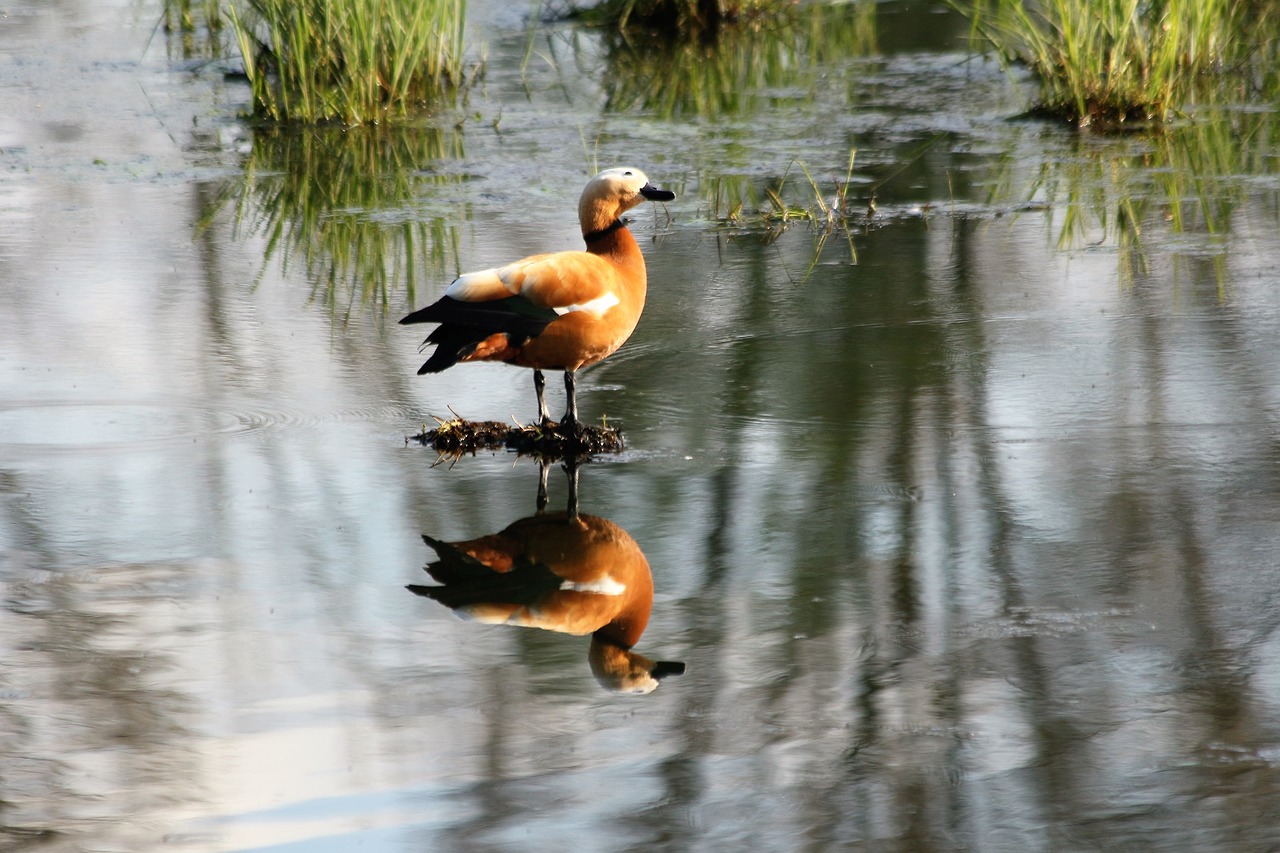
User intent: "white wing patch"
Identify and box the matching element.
[444,268,519,301]
[558,575,626,596]
[552,292,620,317]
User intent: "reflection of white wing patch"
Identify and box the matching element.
[553,292,620,317]
[559,576,626,596]
[457,604,513,624]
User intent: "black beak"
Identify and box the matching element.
[639,182,675,202]
[651,661,686,680]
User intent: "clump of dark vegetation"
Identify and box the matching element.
[407,416,625,458]
[564,0,797,37]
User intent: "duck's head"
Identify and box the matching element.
[589,636,686,695]
[579,167,675,234]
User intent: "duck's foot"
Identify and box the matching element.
[509,417,622,458]
[560,417,588,441]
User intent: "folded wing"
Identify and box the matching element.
[399,251,624,374]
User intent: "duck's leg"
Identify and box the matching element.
[563,456,580,522]
[536,457,550,514]
[534,369,550,424]
[562,369,579,428]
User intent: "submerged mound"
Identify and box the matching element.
[407,417,624,458]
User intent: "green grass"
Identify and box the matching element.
[706,151,862,279]
[960,0,1249,127]
[227,0,469,124]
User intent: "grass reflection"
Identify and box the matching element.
[581,0,791,33]
[211,124,465,316]
[159,0,226,59]
[591,3,879,272]
[1010,104,1280,287]
[599,2,877,118]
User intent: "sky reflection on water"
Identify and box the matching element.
[3,1,1280,851]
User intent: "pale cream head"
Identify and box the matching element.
[578,167,673,234]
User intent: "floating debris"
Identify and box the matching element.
[407,415,624,458]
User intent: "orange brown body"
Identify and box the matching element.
[400,168,674,425]
[409,511,684,693]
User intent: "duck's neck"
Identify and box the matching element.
[591,571,653,650]
[583,222,647,316]
[582,220,643,264]
[593,611,650,650]
[583,218,626,246]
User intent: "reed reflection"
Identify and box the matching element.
[409,459,684,694]
[990,94,1280,288]
[599,4,876,119]
[206,123,465,313]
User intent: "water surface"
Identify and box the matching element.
[3,2,1280,851]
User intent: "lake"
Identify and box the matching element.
[3,1,1280,850]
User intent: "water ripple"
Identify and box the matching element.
[0,399,421,454]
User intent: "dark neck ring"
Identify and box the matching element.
[583,218,627,244]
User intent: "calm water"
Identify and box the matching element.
[4,2,1280,851]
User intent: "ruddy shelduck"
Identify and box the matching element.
[399,168,674,426]
[409,512,685,693]
[408,460,685,693]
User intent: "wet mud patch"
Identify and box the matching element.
[407,416,624,458]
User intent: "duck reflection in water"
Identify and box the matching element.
[409,459,685,694]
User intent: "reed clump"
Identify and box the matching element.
[706,152,863,280]
[709,152,862,231]
[227,0,468,124]
[962,0,1251,128]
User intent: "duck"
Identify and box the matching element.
[409,509,685,693]
[399,168,674,427]
[408,460,685,694]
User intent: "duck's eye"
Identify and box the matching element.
[623,170,633,176]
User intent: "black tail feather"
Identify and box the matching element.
[401,296,557,373]
[416,326,498,374]
[408,540,562,610]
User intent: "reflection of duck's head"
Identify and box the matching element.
[589,636,686,695]
[409,510,684,692]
